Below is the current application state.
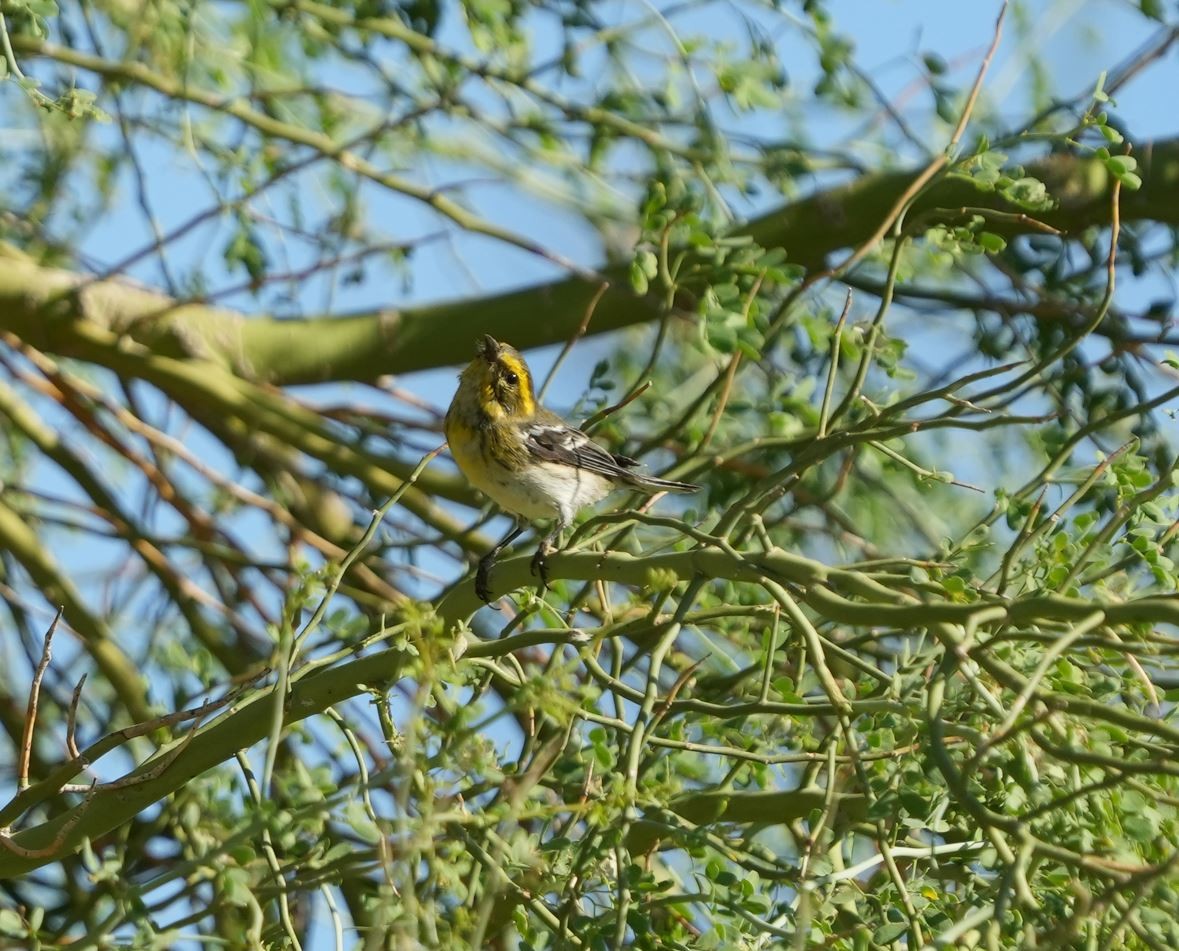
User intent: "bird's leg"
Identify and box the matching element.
[530,525,560,591]
[475,520,526,603]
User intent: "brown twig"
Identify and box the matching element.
[539,281,610,403]
[579,380,653,433]
[66,673,87,760]
[0,669,268,828]
[830,1,1007,278]
[4,336,405,607]
[699,353,741,451]
[946,2,1007,154]
[63,705,209,793]
[650,655,709,730]
[18,607,63,792]
[0,783,97,861]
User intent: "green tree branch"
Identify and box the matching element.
[0,645,412,876]
[4,141,1179,386]
[6,535,1177,877]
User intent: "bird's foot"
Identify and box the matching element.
[530,545,550,590]
[475,557,495,603]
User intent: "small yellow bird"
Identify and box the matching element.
[445,335,698,601]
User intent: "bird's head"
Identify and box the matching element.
[457,335,537,420]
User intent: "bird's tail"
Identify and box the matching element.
[625,472,699,494]
[609,451,698,494]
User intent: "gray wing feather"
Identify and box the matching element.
[524,424,636,478]
[523,423,697,492]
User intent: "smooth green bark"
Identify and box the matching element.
[3,136,1178,386]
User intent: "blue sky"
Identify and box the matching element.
[2,0,1173,695]
[3,0,1176,728]
[3,0,1179,942]
[44,0,1179,342]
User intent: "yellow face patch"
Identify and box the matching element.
[492,351,536,417]
[464,343,532,419]
[449,337,538,423]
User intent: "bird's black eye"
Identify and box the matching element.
[503,371,519,385]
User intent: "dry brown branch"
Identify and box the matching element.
[18,607,63,792]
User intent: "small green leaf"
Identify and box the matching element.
[1124,813,1154,842]
[0,910,26,937]
[342,800,382,844]
[1100,124,1124,144]
[1140,0,1164,21]
[772,677,802,702]
[637,249,658,279]
[977,231,1007,253]
[922,52,947,75]
[221,867,253,908]
[223,218,269,284]
[1104,154,1141,190]
[874,922,908,944]
[1105,154,1137,174]
[228,845,256,864]
[705,321,737,353]
[628,259,649,295]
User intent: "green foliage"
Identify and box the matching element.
[2,0,1179,948]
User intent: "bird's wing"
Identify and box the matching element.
[523,421,639,482]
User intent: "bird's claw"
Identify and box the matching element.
[475,558,494,603]
[475,533,552,601]
[530,547,550,590]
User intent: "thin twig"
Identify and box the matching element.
[0,670,267,829]
[0,783,97,861]
[947,2,1008,155]
[818,291,853,438]
[262,445,442,796]
[0,12,55,108]
[830,1,1007,277]
[66,673,87,760]
[62,705,209,793]
[698,353,741,451]
[539,281,609,403]
[19,607,63,791]
[235,753,304,951]
[579,380,652,433]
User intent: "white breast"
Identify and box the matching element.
[469,458,613,525]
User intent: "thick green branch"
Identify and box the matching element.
[439,544,1179,671]
[0,269,484,541]
[0,646,411,877]
[3,134,1179,384]
[6,538,1175,877]
[626,787,866,853]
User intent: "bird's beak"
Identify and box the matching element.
[478,335,500,360]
